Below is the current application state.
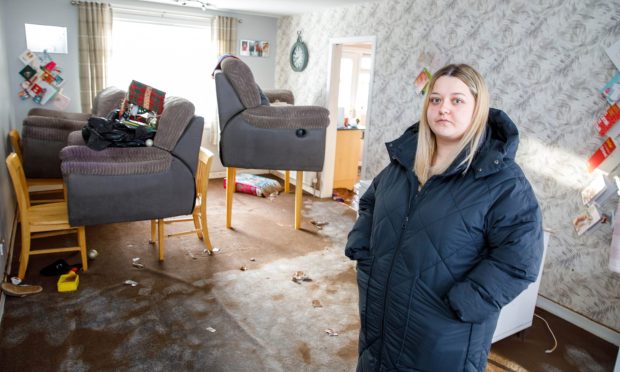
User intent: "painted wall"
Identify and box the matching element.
[0,0,18,286]
[276,0,620,331]
[3,0,81,129]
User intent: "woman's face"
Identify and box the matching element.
[426,76,476,145]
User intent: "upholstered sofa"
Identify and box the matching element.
[59,97,203,226]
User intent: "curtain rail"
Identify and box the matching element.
[70,0,242,22]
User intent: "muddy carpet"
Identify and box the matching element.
[0,179,617,371]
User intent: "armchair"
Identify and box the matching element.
[214,57,329,229]
[21,86,126,178]
[59,97,204,237]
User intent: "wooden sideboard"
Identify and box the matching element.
[333,128,363,190]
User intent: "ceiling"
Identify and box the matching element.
[136,0,375,17]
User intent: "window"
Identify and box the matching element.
[109,8,215,123]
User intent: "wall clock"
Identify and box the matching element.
[290,31,308,72]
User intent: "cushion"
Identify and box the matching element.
[223,173,283,197]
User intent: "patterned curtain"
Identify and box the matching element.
[78,2,112,113]
[210,16,238,144]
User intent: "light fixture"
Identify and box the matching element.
[173,0,212,11]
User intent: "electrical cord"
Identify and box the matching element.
[534,313,558,354]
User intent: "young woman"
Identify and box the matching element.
[345,64,543,371]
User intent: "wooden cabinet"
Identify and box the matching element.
[333,129,363,190]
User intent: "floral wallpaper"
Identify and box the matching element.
[276,0,620,331]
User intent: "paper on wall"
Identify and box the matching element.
[606,39,620,70]
[609,201,620,273]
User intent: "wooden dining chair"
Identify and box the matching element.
[5,153,88,279]
[9,129,64,204]
[150,147,215,260]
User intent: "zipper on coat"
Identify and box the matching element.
[376,169,419,368]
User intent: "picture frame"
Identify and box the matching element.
[240,39,270,58]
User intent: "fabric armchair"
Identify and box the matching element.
[214,57,329,229]
[21,86,126,178]
[60,97,204,227]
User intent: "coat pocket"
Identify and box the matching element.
[397,279,471,370]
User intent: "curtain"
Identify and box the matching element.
[78,2,112,113]
[210,16,238,144]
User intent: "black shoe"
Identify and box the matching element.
[40,259,70,276]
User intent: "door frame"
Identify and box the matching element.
[320,35,376,198]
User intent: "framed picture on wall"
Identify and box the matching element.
[240,39,270,58]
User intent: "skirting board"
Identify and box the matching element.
[536,295,620,346]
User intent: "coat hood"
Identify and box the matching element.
[386,108,520,177]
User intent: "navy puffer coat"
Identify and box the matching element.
[345,108,543,371]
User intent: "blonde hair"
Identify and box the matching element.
[414,64,490,185]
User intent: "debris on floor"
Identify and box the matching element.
[132,257,144,269]
[250,257,256,262]
[324,328,339,336]
[124,280,138,287]
[292,271,312,284]
[206,327,216,333]
[186,250,197,260]
[88,249,99,260]
[240,265,248,271]
[312,299,323,308]
[310,220,329,230]
[1,282,42,297]
[206,247,221,255]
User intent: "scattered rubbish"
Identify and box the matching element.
[240,265,248,271]
[205,247,221,255]
[40,259,82,276]
[132,257,144,269]
[187,251,197,260]
[10,277,21,285]
[324,328,339,336]
[268,192,279,201]
[57,271,79,292]
[1,282,42,297]
[312,299,323,308]
[250,257,256,262]
[292,271,312,284]
[88,249,99,260]
[206,327,216,333]
[310,220,329,230]
[124,280,138,287]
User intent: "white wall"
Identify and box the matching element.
[3,0,81,129]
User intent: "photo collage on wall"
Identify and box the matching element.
[240,40,270,57]
[17,49,70,110]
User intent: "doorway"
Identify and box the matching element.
[321,36,376,201]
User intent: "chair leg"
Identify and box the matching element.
[78,226,88,272]
[192,208,203,240]
[18,226,31,279]
[149,220,157,244]
[200,210,213,254]
[285,170,290,193]
[226,167,236,229]
[295,171,304,230]
[158,219,165,261]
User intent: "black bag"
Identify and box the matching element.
[82,110,156,151]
